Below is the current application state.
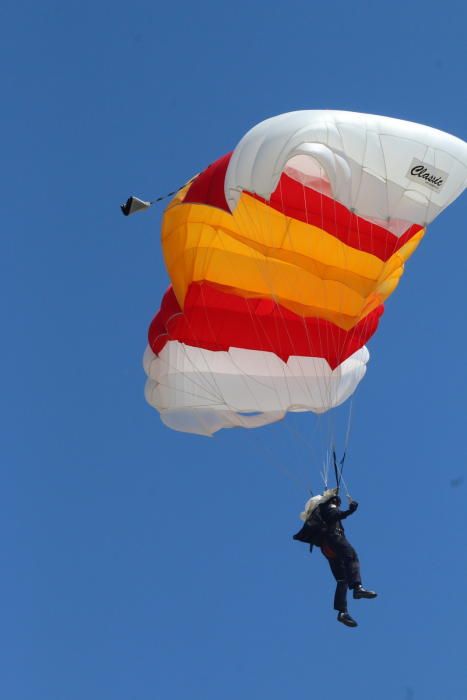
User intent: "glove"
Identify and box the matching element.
[348,500,359,513]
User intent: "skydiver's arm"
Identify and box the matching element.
[320,501,358,524]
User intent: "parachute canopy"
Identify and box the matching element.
[144,111,467,435]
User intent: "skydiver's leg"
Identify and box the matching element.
[343,544,361,590]
[330,536,361,589]
[332,538,377,599]
[334,578,349,613]
[321,547,358,627]
[322,548,348,612]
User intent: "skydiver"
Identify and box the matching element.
[293,487,377,628]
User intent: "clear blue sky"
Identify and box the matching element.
[2,1,466,698]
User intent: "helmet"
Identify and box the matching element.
[321,487,339,503]
[300,487,339,521]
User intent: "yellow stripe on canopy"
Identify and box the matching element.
[161,194,424,330]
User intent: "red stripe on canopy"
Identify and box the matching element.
[184,153,232,211]
[149,283,383,370]
[250,173,423,262]
[183,154,422,262]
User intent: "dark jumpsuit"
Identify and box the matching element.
[319,501,361,613]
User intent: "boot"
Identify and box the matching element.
[353,585,377,599]
[337,611,358,628]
